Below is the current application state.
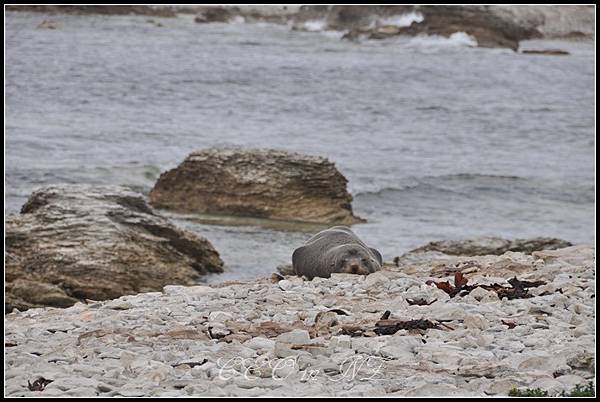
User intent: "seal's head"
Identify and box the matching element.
[330,245,381,276]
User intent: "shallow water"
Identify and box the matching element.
[5,12,596,283]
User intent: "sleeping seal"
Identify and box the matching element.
[292,226,382,280]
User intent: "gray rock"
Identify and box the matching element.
[276,329,311,345]
[405,236,571,257]
[244,337,276,351]
[149,147,363,225]
[5,185,223,312]
[379,336,421,362]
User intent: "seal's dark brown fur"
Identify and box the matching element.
[292,226,382,280]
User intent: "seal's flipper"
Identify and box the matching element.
[292,246,308,275]
[276,264,295,276]
[369,247,383,265]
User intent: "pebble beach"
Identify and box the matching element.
[5,245,595,397]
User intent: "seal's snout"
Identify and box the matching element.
[343,257,369,275]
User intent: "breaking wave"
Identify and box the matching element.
[406,32,478,47]
[374,12,424,28]
[299,19,327,32]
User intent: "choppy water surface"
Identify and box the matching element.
[6,13,595,283]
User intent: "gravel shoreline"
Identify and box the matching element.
[5,245,595,397]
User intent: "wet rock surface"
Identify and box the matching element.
[5,245,594,397]
[294,5,540,50]
[294,5,593,50]
[150,148,363,225]
[521,49,570,56]
[5,185,223,312]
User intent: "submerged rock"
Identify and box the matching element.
[5,185,223,312]
[521,49,570,55]
[36,20,60,30]
[150,147,363,225]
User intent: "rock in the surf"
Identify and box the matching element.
[294,5,541,50]
[149,147,364,225]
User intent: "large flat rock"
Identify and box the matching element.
[149,147,364,225]
[5,185,223,312]
[407,236,573,257]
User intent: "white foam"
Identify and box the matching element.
[320,30,347,40]
[302,19,327,32]
[408,32,478,48]
[230,16,246,24]
[376,12,424,28]
[448,32,478,47]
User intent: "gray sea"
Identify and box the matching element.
[5,12,596,283]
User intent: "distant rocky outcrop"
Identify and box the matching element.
[294,5,593,50]
[8,5,593,50]
[5,185,223,312]
[192,6,300,24]
[299,5,539,51]
[150,148,363,225]
[293,5,595,51]
[490,5,595,40]
[5,5,177,17]
[194,6,237,23]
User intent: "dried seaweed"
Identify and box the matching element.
[28,377,53,392]
[501,320,517,329]
[374,319,443,335]
[340,317,451,337]
[172,360,207,368]
[340,325,366,337]
[406,298,437,306]
[328,308,350,316]
[427,274,546,300]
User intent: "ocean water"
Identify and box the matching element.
[5,12,596,283]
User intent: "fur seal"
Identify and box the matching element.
[292,226,382,279]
